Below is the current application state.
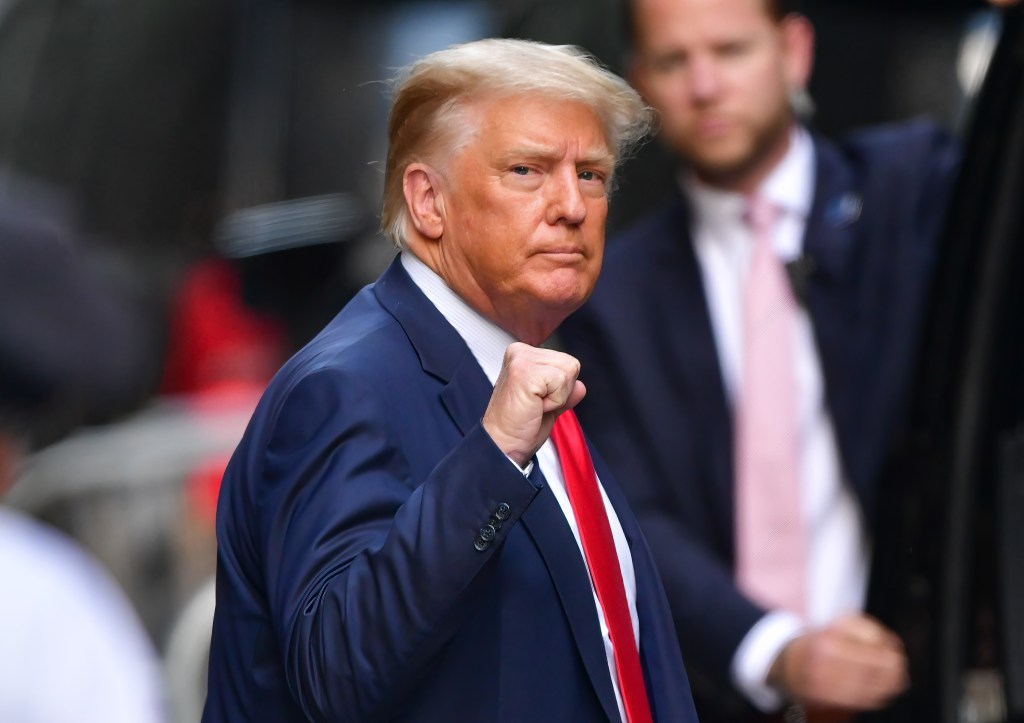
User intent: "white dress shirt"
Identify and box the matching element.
[685,127,870,710]
[0,507,167,722]
[402,251,637,723]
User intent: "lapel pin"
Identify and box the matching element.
[825,192,862,228]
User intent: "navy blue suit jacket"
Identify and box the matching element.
[202,257,699,722]
[558,120,959,710]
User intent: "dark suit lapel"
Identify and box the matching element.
[804,136,861,319]
[518,465,623,723]
[649,198,736,536]
[803,137,863,493]
[373,256,494,433]
[375,256,624,721]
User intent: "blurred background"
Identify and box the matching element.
[0,0,1011,721]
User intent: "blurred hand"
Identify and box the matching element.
[483,342,586,467]
[768,613,909,713]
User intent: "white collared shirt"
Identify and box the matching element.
[402,251,637,723]
[686,127,870,710]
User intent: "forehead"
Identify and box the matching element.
[633,0,775,48]
[463,93,613,159]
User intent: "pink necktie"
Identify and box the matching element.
[551,410,653,723]
[734,195,807,617]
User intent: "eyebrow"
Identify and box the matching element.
[499,143,615,171]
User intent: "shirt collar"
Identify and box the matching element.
[761,125,814,217]
[400,251,515,386]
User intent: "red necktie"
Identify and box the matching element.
[550,409,653,723]
[734,195,807,617]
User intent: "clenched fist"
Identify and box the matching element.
[769,613,909,714]
[483,342,587,467]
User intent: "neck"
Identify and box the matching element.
[404,245,561,347]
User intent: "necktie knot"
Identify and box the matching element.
[746,194,778,240]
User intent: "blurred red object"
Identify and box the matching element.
[186,451,232,524]
[160,258,287,397]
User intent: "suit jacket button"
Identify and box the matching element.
[479,524,496,542]
[495,503,511,521]
[474,537,490,552]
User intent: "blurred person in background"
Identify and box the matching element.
[203,37,699,723]
[0,215,167,721]
[559,0,1018,720]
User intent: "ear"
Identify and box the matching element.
[780,14,815,93]
[402,163,445,241]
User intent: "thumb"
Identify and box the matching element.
[836,614,899,648]
[564,380,587,410]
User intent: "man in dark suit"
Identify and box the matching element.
[202,38,699,723]
[558,0,971,720]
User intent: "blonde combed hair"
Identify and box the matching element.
[380,38,654,249]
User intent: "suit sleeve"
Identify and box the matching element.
[249,367,539,722]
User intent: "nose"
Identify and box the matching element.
[546,167,587,226]
[689,55,720,103]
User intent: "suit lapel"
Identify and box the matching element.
[373,256,494,434]
[518,468,623,723]
[803,137,864,494]
[804,136,861,319]
[649,198,736,538]
[374,256,625,721]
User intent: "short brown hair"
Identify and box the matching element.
[623,0,804,52]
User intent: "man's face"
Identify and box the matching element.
[429,94,613,344]
[630,0,811,191]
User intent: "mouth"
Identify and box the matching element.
[695,116,733,138]
[536,248,587,261]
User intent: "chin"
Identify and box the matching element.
[541,269,596,305]
[694,154,760,188]
[683,134,748,167]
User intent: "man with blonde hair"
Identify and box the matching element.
[203,38,699,723]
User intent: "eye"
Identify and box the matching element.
[717,41,750,58]
[578,170,608,186]
[511,166,531,176]
[648,53,687,75]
